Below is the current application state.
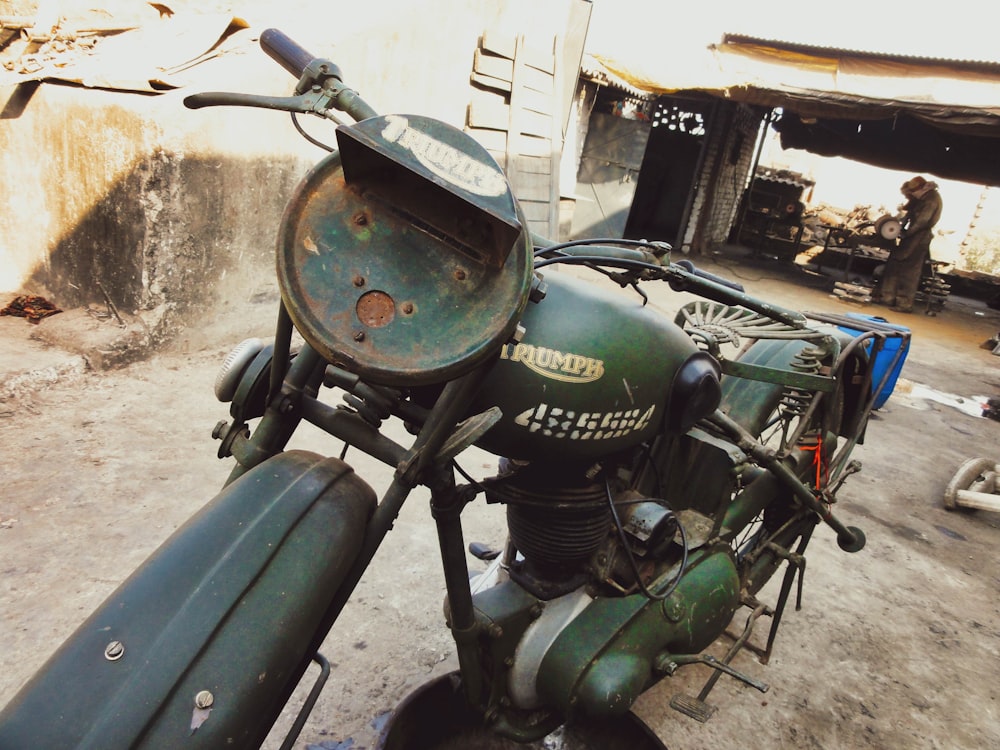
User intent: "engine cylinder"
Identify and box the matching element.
[506,487,609,569]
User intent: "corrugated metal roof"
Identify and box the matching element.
[756,166,814,189]
[722,34,1000,73]
[579,53,655,100]
[712,0,1000,68]
[585,0,1000,93]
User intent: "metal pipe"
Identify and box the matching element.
[428,466,482,705]
[299,398,407,467]
[710,410,865,552]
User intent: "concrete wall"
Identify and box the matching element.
[0,0,583,328]
[0,81,309,312]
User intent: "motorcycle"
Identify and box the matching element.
[0,29,910,749]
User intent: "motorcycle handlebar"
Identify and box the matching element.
[258,28,374,120]
[260,28,317,79]
[675,259,744,293]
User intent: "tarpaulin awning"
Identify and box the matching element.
[0,3,248,93]
[583,3,1000,184]
[771,110,1000,185]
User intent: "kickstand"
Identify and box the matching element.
[760,522,815,664]
[670,522,818,722]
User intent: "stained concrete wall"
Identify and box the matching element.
[0,82,309,313]
[0,0,584,329]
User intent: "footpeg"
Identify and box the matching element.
[469,542,501,561]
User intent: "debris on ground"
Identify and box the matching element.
[832,281,873,304]
[983,396,1000,421]
[980,331,1000,355]
[944,457,1000,512]
[891,379,990,418]
[1,295,62,323]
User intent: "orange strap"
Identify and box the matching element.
[800,437,828,491]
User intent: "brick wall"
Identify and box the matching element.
[684,104,766,254]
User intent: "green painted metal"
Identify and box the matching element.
[0,451,375,750]
[720,464,786,540]
[496,334,844,722]
[721,358,835,392]
[718,337,812,434]
[635,335,812,521]
[336,116,524,271]
[466,580,549,739]
[277,115,533,387]
[535,547,740,719]
[472,269,712,462]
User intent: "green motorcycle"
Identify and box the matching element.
[0,29,909,750]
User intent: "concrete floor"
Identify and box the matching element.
[1,248,999,749]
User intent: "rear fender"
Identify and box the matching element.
[0,449,376,749]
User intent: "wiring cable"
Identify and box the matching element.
[604,478,689,602]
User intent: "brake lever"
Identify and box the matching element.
[184,54,342,114]
[184,56,377,122]
[183,90,330,115]
[602,268,651,305]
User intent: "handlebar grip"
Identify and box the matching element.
[675,259,745,293]
[260,28,316,78]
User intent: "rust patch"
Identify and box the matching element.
[356,290,395,328]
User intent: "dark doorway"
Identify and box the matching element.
[624,97,714,248]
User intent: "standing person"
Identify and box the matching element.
[875,176,943,313]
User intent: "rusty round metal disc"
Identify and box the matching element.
[277,115,533,386]
[875,215,902,241]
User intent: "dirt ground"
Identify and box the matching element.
[1,250,999,749]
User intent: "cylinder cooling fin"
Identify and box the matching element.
[496,470,608,566]
[506,488,609,569]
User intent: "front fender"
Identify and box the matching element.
[0,450,375,749]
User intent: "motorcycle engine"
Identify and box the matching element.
[464,270,734,728]
[475,454,740,725]
[472,268,720,596]
[487,462,681,600]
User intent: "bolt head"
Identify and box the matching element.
[104,640,125,661]
[194,690,214,709]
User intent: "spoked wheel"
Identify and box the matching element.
[719,337,842,597]
[736,502,817,598]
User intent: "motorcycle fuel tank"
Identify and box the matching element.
[473,270,721,462]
